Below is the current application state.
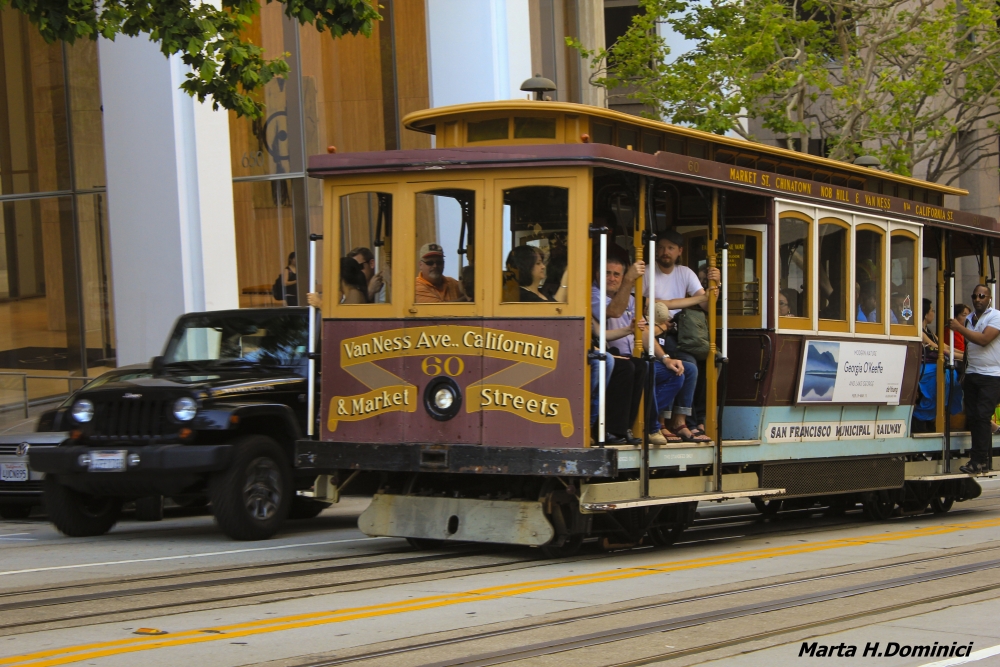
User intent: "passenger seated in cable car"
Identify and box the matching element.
[540,243,568,300]
[643,303,707,443]
[856,280,898,323]
[348,246,385,302]
[414,243,468,303]
[506,245,568,302]
[912,298,963,433]
[461,265,475,302]
[340,257,368,304]
[779,289,799,317]
[592,253,650,445]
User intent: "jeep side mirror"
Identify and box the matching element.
[151,356,165,376]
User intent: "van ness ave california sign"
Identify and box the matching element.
[796,340,907,405]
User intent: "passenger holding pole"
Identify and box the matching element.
[641,230,720,438]
[591,254,657,445]
[950,285,1000,474]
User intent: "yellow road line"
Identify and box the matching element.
[7,516,1000,667]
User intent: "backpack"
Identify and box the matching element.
[272,275,284,301]
[675,308,710,360]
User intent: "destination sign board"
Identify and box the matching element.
[653,151,993,230]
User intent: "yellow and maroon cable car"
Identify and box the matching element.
[297,99,996,555]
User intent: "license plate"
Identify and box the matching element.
[0,463,28,482]
[89,451,127,472]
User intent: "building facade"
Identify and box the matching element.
[0,0,611,409]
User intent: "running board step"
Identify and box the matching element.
[580,488,786,512]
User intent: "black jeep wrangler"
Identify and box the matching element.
[30,307,324,540]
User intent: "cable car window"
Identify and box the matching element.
[414,189,475,303]
[818,220,848,324]
[501,186,569,303]
[890,233,917,331]
[778,214,811,323]
[339,192,391,304]
[467,118,509,142]
[685,231,761,323]
[856,227,885,326]
[513,117,556,139]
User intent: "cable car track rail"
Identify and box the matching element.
[286,550,1000,667]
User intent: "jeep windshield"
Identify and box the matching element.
[162,310,309,375]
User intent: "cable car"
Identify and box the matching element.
[297,98,993,556]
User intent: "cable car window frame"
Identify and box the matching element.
[817,216,852,333]
[855,220,888,336]
[495,175,584,318]
[681,226,765,330]
[776,209,814,331]
[406,180,485,318]
[888,226,921,338]
[327,181,399,318]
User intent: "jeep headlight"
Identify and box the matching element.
[173,397,198,421]
[71,399,94,423]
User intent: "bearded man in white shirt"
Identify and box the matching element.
[950,284,1000,474]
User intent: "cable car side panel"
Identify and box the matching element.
[321,317,585,448]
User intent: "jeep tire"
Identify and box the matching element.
[210,435,292,540]
[43,476,122,537]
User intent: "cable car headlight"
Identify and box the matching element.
[71,399,94,423]
[173,397,198,421]
[424,377,462,421]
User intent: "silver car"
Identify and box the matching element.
[0,433,65,519]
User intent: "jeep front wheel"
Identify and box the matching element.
[43,476,121,537]
[210,436,292,540]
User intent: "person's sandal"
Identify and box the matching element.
[660,429,683,443]
[676,426,712,443]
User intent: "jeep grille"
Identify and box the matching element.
[89,398,177,441]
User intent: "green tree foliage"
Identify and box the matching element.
[2,0,379,119]
[572,0,1000,183]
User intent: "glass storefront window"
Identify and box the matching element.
[66,40,106,190]
[0,8,113,405]
[501,186,569,303]
[0,9,73,196]
[233,179,297,307]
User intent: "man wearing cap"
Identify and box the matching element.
[415,243,468,303]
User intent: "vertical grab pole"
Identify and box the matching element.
[706,190,719,490]
[944,231,953,473]
[716,192,729,497]
[642,178,654,499]
[307,233,323,438]
[599,231,608,446]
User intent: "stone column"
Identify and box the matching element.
[425,0,533,107]
[98,35,238,365]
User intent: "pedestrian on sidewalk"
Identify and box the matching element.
[950,284,1000,474]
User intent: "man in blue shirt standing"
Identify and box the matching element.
[950,284,1000,474]
[591,256,652,445]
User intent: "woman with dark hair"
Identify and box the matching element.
[540,246,568,301]
[282,252,298,306]
[340,256,368,304]
[507,245,567,302]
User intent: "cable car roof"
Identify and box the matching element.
[402,101,968,198]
